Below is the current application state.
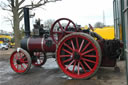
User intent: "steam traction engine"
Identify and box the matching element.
[10,8,123,79]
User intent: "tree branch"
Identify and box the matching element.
[11,0,14,7]
[1,7,12,12]
[18,9,23,16]
[19,0,61,9]
[19,14,24,21]
[8,4,12,8]
[18,0,25,7]
[16,0,19,7]
[3,16,13,28]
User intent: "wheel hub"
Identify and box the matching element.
[16,60,22,64]
[74,52,80,60]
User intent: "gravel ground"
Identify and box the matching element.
[0,48,127,85]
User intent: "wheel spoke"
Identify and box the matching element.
[39,58,43,64]
[37,59,40,64]
[53,31,62,34]
[24,63,28,67]
[77,62,80,75]
[17,65,19,70]
[78,40,85,52]
[20,57,28,63]
[82,58,96,64]
[81,42,90,52]
[79,61,86,73]
[15,54,19,60]
[18,53,21,58]
[63,58,72,63]
[83,60,92,71]
[12,60,16,64]
[21,64,25,70]
[65,21,70,31]
[84,55,97,58]
[39,59,42,64]
[58,21,64,31]
[71,40,75,50]
[15,64,18,68]
[15,55,18,60]
[19,53,22,58]
[64,43,73,51]
[21,61,28,63]
[23,61,28,63]
[58,33,64,41]
[66,60,75,70]
[22,57,26,61]
[76,37,79,49]
[62,48,72,55]
[72,61,77,72]
[81,48,95,56]
[60,55,71,58]
[20,53,24,57]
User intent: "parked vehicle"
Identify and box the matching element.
[10,8,123,79]
[0,35,15,48]
[0,43,8,50]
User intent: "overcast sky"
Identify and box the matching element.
[0,0,113,32]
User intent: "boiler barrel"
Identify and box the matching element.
[21,37,56,52]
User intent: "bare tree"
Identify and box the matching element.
[0,0,61,47]
[44,19,55,30]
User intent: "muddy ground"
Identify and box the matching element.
[0,49,127,85]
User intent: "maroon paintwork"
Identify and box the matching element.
[28,37,56,52]
[28,37,43,52]
[98,41,117,67]
[43,37,56,52]
[101,56,116,67]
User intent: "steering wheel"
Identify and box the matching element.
[89,24,94,31]
[50,18,77,44]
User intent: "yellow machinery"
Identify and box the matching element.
[0,41,3,44]
[94,26,114,39]
[81,26,114,39]
[0,35,15,48]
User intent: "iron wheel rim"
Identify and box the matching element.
[56,33,101,79]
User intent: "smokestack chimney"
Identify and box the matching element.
[23,8,30,37]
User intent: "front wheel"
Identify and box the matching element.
[10,48,31,74]
[56,33,102,79]
[2,47,6,50]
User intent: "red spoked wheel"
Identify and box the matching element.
[56,33,101,79]
[32,52,47,67]
[10,48,31,74]
[50,18,77,44]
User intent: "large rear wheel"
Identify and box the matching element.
[56,33,101,79]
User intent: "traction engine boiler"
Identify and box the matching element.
[10,8,123,79]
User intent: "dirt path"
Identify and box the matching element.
[0,48,15,60]
[0,49,126,85]
[0,57,126,85]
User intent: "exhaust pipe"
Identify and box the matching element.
[23,8,30,37]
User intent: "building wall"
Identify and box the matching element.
[113,0,128,59]
[123,0,128,56]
